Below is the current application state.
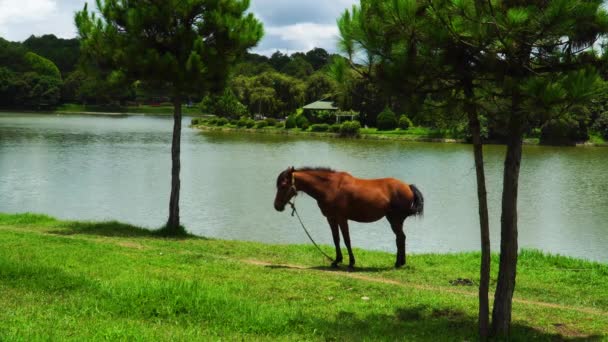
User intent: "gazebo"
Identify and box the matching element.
[302,99,338,112]
[301,99,354,123]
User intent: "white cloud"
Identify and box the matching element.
[260,23,339,54]
[0,0,57,25]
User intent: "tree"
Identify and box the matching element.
[23,34,80,76]
[200,88,248,118]
[305,47,330,70]
[269,51,290,71]
[304,72,336,103]
[338,0,608,338]
[281,56,313,79]
[76,0,263,232]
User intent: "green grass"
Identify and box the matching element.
[55,103,201,116]
[1,213,607,341]
[588,132,607,146]
[195,123,465,142]
[359,127,462,140]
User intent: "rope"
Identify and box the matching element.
[288,201,334,262]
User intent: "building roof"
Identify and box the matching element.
[302,100,339,111]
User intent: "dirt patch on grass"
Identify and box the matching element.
[242,259,608,319]
[551,323,590,338]
[116,241,146,249]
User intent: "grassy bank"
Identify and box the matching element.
[1,213,607,340]
[193,122,608,146]
[54,103,201,116]
[194,124,467,143]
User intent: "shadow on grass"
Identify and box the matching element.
[48,220,199,240]
[263,263,397,273]
[310,265,395,273]
[304,304,604,341]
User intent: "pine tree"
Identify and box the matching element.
[75,0,263,233]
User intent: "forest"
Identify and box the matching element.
[1,32,607,145]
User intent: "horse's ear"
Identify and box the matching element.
[289,166,295,172]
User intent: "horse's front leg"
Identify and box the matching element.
[338,219,355,271]
[327,218,343,268]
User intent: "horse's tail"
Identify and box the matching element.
[409,184,424,217]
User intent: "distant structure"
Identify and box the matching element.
[301,98,355,123]
[302,99,339,112]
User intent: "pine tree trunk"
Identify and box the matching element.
[166,95,182,231]
[464,84,491,341]
[491,99,524,336]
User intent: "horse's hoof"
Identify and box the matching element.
[331,262,340,268]
[347,265,355,272]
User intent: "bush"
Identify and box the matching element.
[265,118,278,127]
[198,89,248,118]
[236,117,255,128]
[236,117,248,127]
[255,120,268,129]
[285,115,297,129]
[229,119,238,126]
[593,111,608,139]
[398,115,413,130]
[377,108,398,131]
[215,118,229,126]
[329,123,341,133]
[540,117,588,145]
[208,117,218,125]
[310,110,335,124]
[191,118,201,125]
[245,119,256,128]
[276,121,285,129]
[296,115,310,130]
[340,120,361,136]
[310,123,329,132]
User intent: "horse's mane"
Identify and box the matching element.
[296,166,336,173]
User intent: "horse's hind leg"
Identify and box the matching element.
[327,218,343,268]
[388,216,406,267]
[338,219,355,270]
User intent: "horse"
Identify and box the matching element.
[274,166,424,270]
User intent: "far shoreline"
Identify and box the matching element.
[2,110,606,147]
[193,124,608,148]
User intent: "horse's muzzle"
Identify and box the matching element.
[274,202,285,212]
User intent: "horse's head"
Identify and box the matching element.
[274,166,297,212]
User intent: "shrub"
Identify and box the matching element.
[295,115,310,130]
[311,110,335,124]
[540,117,588,145]
[377,108,398,131]
[593,111,608,139]
[191,118,200,125]
[310,123,329,132]
[245,119,256,128]
[276,121,285,129]
[398,115,413,130]
[255,120,268,129]
[236,117,255,128]
[215,118,229,126]
[329,123,341,133]
[208,117,218,125]
[198,88,248,118]
[340,120,361,136]
[265,118,278,127]
[285,115,297,129]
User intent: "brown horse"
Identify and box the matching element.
[274,166,424,270]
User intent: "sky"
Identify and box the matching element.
[0,0,357,56]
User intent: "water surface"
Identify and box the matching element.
[1,113,607,262]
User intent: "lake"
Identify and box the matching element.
[1,113,607,262]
